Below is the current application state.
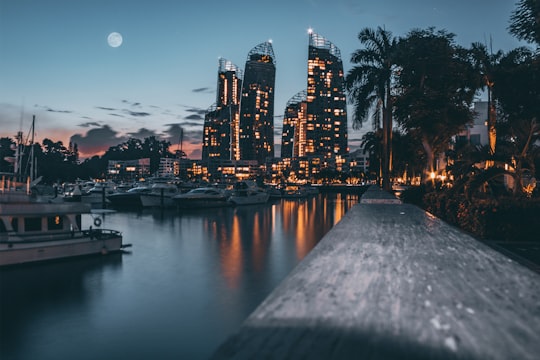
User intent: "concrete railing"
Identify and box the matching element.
[211,186,540,359]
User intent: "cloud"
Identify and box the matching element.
[181,105,207,116]
[188,148,201,159]
[96,106,117,111]
[126,128,158,139]
[162,124,184,142]
[174,121,202,128]
[46,107,73,114]
[122,99,142,107]
[124,110,151,117]
[185,129,203,145]
[185,114,203,121]
[70,125,127,158]
[192,87,212,94]
[78,121,101,128]
[34,104,73,114]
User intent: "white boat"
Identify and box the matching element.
[139,182,180,208]
[0,184,125,267]
[229,180,270,205]
[81,181,116,204]
[173,187,232,209]
[106,185,151,207]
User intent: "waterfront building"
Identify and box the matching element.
[281,90,308,158]
[202,58,243,161]
[107,159,150,181]
[456,101,490,147]
[239,41,276,164]
[305,31,348,158]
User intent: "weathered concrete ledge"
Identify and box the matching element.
[211,186,540,359]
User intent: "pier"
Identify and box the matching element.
[211,186,540,359]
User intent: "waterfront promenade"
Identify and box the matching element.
[211,186,540,359]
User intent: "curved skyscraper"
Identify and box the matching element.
[281,90,307,158]
[202,58,243,161]
[239,41,276,164]
[305,31,348,158]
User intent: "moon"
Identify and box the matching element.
[107,32,123,48]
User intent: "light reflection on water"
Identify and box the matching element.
[0,193,359,360]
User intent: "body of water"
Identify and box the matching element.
[0,193,360,360]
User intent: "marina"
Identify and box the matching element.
[0,192,361,360]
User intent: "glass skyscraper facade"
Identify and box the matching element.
[239,41,276,164]
[281,90,307,158]
[305,31,348,158]
[202,33,347,169]
[202,58,242,161]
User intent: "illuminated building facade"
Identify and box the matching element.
[202,58,243,161]
[239,41,276,164]
[305,31,348,158]
[281,90,307,158]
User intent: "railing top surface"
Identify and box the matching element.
[212,191,540,359]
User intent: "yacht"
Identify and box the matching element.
[139,182,180,208]
[107,185,151,207]
[173,187,231,209]
[0,181,126,266]
[228,180,270,205]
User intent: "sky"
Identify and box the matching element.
[0,0,527,159]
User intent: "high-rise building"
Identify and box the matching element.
[202,58,243,161]
[239,41,276,164]
[281,90,307,158]
[305,31,348,158]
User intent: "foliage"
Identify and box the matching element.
[508,0,540,46]
[423,190,540,242]
[393,28,482,181]
[0,137,16,173]
[492,47,540,195]
[345,26,397,190]
[102,136,173,174]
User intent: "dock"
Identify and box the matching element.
[211,185,540,359]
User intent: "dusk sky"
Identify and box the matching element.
[0,0,526,159]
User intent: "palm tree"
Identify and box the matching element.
[360,130,383,183]
[469,42,503,156]
[345,26,397,191]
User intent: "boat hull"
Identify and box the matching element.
[139,194,176,207]
[0,231,123,266]
[107,193,143,207]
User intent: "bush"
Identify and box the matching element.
[421,189,540,242]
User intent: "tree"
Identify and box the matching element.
[103,136,173,175]
[393,28,481,183]
[0,137,16,174]
[360,130,383,182]
[492,47,540,196]
[345,26,398,190]
[391,130,424,184]
[38,139,80,183]
[469,42,504,155]
[508,0,540,47]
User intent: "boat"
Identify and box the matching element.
[81,181,116,205]
[173,187,232,209]
[281,185,309,199]
[106,185,151,207]
[228,180,270,205]
[266,185,284,199]
[139,182,180,208]
[0,181,126,266]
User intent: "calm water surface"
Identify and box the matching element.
[0,193,359,360]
